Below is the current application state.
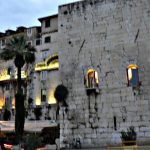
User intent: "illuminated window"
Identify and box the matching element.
[41,89,47,102]
[86,69,99,88]
[127,64,139,87]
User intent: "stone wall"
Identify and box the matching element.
[58,0,150,148]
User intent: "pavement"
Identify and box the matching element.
[62,148,106,150]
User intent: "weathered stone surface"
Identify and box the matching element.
[58,0,150,148]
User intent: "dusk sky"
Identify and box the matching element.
[0,0,81,32]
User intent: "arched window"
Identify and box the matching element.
[127,64,139,87]
[86,69,99,88]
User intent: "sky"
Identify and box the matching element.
[0,0,81,32]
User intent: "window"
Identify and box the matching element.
[86,69,99,88]
[36,39,41,45]
[7,67,13,75]
[27,28,32,35]
[127,64,139,87]
[41,89,47,102]
[45,19,50,28]
[41,50,48,61]
[2,39,5,46]
[41,71,47,80]
[5,84,10,90]
[5,96,12,109]
[45,36,51,43]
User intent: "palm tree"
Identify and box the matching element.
[0,36,36,141]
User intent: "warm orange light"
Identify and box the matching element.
[35,97,41,106]
[127,64,138,81]
[15,70,27,79]
[128,68,132,80]
[35,54,59,71]
[4,144,12,149]
[0,68,27,82]
[95,71,99,84]
[0,97,5,109]
[12,97,15,109]
[0,69,11,81]
[127,64,138,69]
[86,69,99,87]
[48,90,57,104]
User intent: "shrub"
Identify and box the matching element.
[34,107,42,120]
[24,134,42,150]
[54,84,68,107]
[40,126,60,144]
[3,109,11,121]
[120,126,137,146]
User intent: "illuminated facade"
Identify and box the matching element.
[30,15,60,121]
[1,0,150,148]
[0,27,27,120]
[0,16,60,121]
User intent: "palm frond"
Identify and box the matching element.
[0,48,16,61]
[0,36,36,65]
[24,52,35,64]
[24,44,36,64]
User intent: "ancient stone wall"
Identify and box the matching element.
[58,0,150,148]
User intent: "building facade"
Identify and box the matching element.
[0,0,150,148]
[58,0,150,148]
[0,27,27,120]
[0,16,60,122]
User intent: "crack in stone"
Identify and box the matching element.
[78,39,85,55]
[134,29,140,43]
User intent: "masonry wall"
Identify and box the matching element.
[58,0,150,148]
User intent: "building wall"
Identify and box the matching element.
[58,0,150,148]
[0,30,27,120]
[0,21,60,121]
[41,17,58,34]
[32,17,60,121]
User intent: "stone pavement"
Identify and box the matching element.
[62,147,106,150]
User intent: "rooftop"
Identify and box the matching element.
[38,14,58,22]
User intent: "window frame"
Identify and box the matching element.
[41,89,47,102]
[1,39,5,46]
[127,64,139,87]
[27,28,32,35]
[86,69,99,89]
[44,36,51,43]
[36,38,41,46]
[41,50,48,61]
[41,71,47,80]
[45,19,50,28]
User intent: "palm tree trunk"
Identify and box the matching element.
[15,66,25,141]
[17,66,22,93]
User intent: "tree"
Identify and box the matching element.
[0,36,36,141]
[54,84,68,107]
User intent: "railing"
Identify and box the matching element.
[107,139,150,149]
